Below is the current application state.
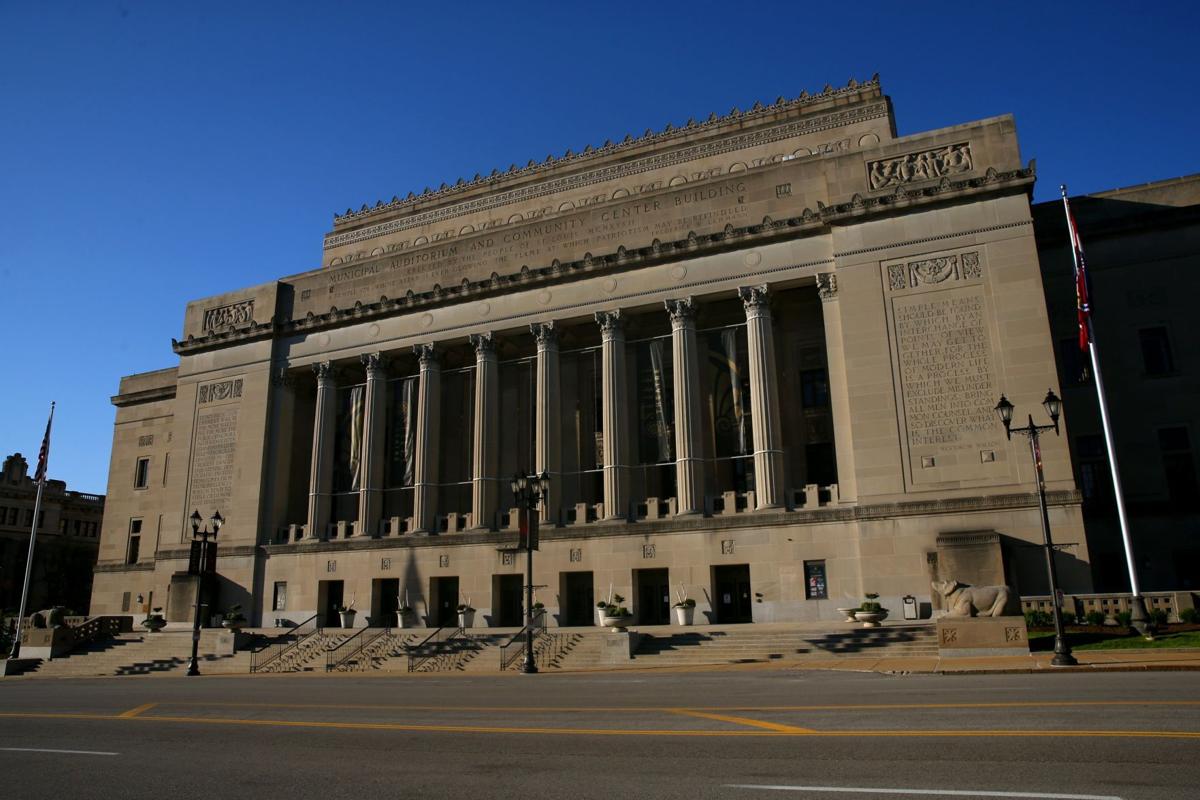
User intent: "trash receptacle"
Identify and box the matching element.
[902,594,918,620]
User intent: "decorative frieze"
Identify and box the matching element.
[137,434,154,447]
[202,300,254,332]
[868,143,973,190]
[816,273,838,301]
[886,251,982,291]
[569,548,582,562]
[642,544,656,559]
[198,378,243,404]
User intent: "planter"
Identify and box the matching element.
[458,610,476,629]
[673,605,695,626]
[854,610,888,628]
[339,610,357,629]
[398,611,416,629]
[600,614,634,631]
[596,607,608,627]
[837,607,860,623]
[141,616,166,633]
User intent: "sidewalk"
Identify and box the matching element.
[780,648,1200,676]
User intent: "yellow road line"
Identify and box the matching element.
[669,708,815,733]
[118,703,157,718]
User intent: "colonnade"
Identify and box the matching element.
[299,279,854,538]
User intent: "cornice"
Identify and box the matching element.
[110,384,179,407]
[328,76,882,232]
[173,162,1033,356]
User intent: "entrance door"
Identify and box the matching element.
[372,578,400,627]
[562,571,595,626]
[318,580,344,628]
[713,565,752,623]
[494,574,524,627]
[635,568,671,625]
[431,576,460,627]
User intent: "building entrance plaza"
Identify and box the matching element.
[89,77,1093,629]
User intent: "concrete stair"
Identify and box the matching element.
[254,630,351,673]
[15,631,252,678]
[632,624,939,665]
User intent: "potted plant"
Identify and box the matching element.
[397,603,415,629]
[337,602,357,629]
[457,602,476,629]
[531,601,546,624]
[142,607,166,633]
[599,594,633,631]
[596,600,609,627]
[221,604,247,632]
[673,597,696,626]
[854,593,889,627]
[837,605,861,623]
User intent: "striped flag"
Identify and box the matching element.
[1061,187,1093,355]
[33,402,54,484]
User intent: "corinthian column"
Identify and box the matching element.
[595,310,630,521]
[530,322,561,524]
[738,285,785,509]
[305,361,336,540]
[356,352,387,537]
[412,344,441,535]
[816,273,857,503]
[469,333,499,530]
[666,297,704,515]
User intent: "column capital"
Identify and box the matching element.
[664,297,697,324]
[469,332,497,355]
[816,273,838,302]
[738,284,771,313]
[529,321,557,347]
[594,309,623,334]
[413,343,439,366]
[312,361,335,384]
[360,352,387,377]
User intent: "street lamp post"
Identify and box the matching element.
[510,472,548,675]
[186,509,223,677]
[995,391,1077,667]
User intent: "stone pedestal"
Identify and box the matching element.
[597,630,643,664]
[936,616,1029,658]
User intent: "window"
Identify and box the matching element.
[25,509,34,526]
[37,510,44,529]
[1139,327,1175,377]
[804,560,828,600]
[121,592,131,613]
[273,581,288,611]
[1158,427,1197,506]
[127,518,142,564]
[801,368,830,407]
[134,457,150,489]
[1058,338,1089,384]
[73,519,81,536]
[1075,434,1112,509]
[7,507,16,525]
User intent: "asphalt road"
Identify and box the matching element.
[1,669,1197,800]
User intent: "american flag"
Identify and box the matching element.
[33,402,54,484]
[1061,186,1093,356]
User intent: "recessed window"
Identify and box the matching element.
[1139,327,1175,377]
[134,457,150,489]
[1158,427,1197,506]
[273,581,288,611]
[801,368,830,407]
[127,518,142,564]
[1075,434,1111,509]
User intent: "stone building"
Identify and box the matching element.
[90,77,1092,628]
[1035,174,1200,592]
[0,453,103,615]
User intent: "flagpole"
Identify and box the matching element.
[1060,186,1149,635]
[9,402,54,659]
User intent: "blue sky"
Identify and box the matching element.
[2,1,1198,494]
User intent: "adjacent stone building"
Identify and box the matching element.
[1035,174,1200,592]
[0,453,103,615]
[90,77,1092,628]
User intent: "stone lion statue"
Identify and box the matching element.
[931,580,1011,617]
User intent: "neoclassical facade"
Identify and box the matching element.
[91,77,1092,628]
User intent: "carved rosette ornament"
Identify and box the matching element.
[529,321,558,347]
[413,343,439,365]
[594,309,623,335]
[469,332,496,354]
[312,361,334,384]
[664,297,697,323]
[816,273,838,302]
[738,284,771,315]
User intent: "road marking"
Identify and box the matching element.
[671,709,815,733]
[724,786,1122,799]
[0,747,118,756]
[118,703,157,718]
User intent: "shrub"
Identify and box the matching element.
[1148,608,1169,626]
[1024,610,1052,628]
[1116,611,1133,627]
[1061,611,1077,626]
[1085,610,1106,627]
[1179,608,1198,625]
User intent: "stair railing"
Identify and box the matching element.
[250,613,320,673]
[405,626,465,673]
[326,627,390,672]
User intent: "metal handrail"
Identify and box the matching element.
[250,613,320,673]
[405,626,465,673]
[326,627,390,672]
[498,612,549,670]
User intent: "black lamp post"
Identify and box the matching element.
[510,472,548,675]
[995,391,1077,667]
[186,508,223,677]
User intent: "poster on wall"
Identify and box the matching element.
[805,560,827,600]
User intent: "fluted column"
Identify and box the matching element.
[531,322,561,524]
[412,344,441,534]
[595,310,630,521]
[356,352,387,537]
[738,285,785,509]
[816,273,857,503]
[470,333,499,530]
[305,362,336,540]
[666,297,704,515]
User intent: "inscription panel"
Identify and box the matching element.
[888,250,1002,487]
[187,406,240,517]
